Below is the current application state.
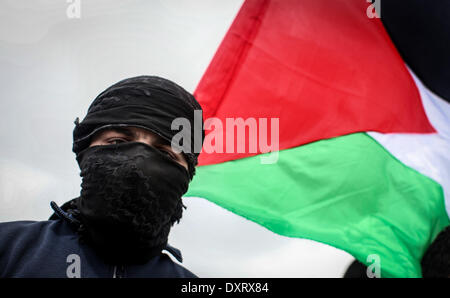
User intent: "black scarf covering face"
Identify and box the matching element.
[70,76,204,264]
[76,141,190,264]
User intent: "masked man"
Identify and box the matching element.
[0,76,204,278]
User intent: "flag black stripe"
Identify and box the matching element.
[381,0,450,103]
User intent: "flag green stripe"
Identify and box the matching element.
[186,133,449,277]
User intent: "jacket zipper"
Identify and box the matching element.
[112,265,125,278]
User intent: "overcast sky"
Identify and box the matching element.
[0,0,355,277]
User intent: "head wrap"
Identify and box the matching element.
[72,75,204,179]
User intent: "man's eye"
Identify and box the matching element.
[107,138,127,144]
[159,148,176,160]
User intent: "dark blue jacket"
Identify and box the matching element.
[0,201,196,278]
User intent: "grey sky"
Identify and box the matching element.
[0,0,354,277]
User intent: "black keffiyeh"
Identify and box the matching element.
[69,76,204,264]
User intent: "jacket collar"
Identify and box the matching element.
[49,199,184,263]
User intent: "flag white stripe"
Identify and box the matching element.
[368,68,450,217]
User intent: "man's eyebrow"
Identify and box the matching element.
[104,127,136,138]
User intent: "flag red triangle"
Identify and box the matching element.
[194,0,435,166]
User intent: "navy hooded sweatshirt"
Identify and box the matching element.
[0,200,197,278]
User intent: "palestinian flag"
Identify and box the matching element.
[185,0,450,277]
